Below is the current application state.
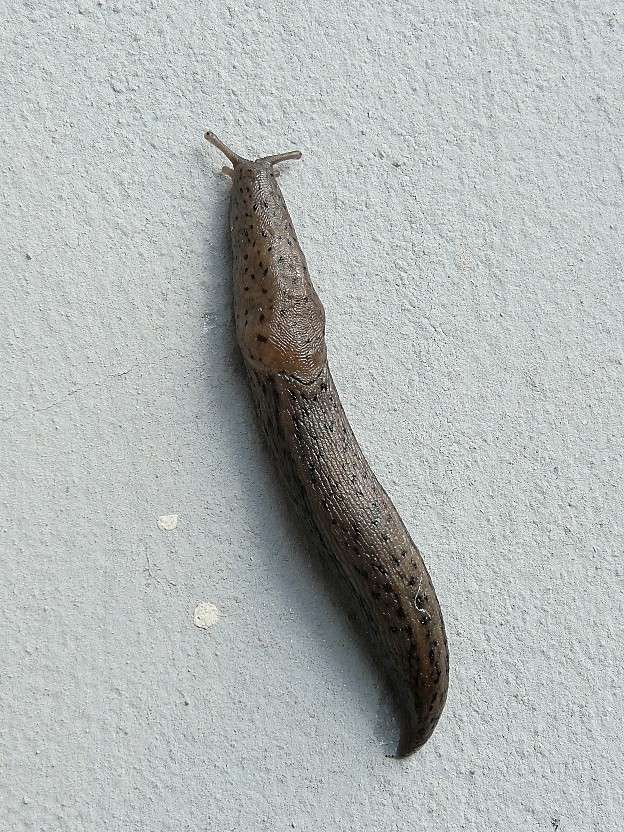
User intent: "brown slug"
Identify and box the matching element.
[205,131,449,756]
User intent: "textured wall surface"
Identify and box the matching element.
[1,2,622,830]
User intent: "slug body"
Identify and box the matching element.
[206,132,449,756]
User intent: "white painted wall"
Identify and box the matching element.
[2,2,622,829]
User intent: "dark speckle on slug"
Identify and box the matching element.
[205,131,449,757]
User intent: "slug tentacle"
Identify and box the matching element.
[206,131,449,756]
[261,149,303,166]
[204,131,247,167]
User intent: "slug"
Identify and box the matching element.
[205,131,449,756]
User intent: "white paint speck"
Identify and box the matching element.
[194,602,220,629]
[157,513,179,531]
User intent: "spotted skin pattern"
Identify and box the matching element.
[206,132,449,756]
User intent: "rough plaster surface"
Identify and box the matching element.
[1,2,622,830]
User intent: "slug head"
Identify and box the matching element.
[206,131,327,384]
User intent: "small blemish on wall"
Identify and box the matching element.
[156,513,179,531]
[193,603,220,629]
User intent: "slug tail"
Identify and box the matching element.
[395,706,425,758]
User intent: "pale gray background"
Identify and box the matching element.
[1,1,622,830]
